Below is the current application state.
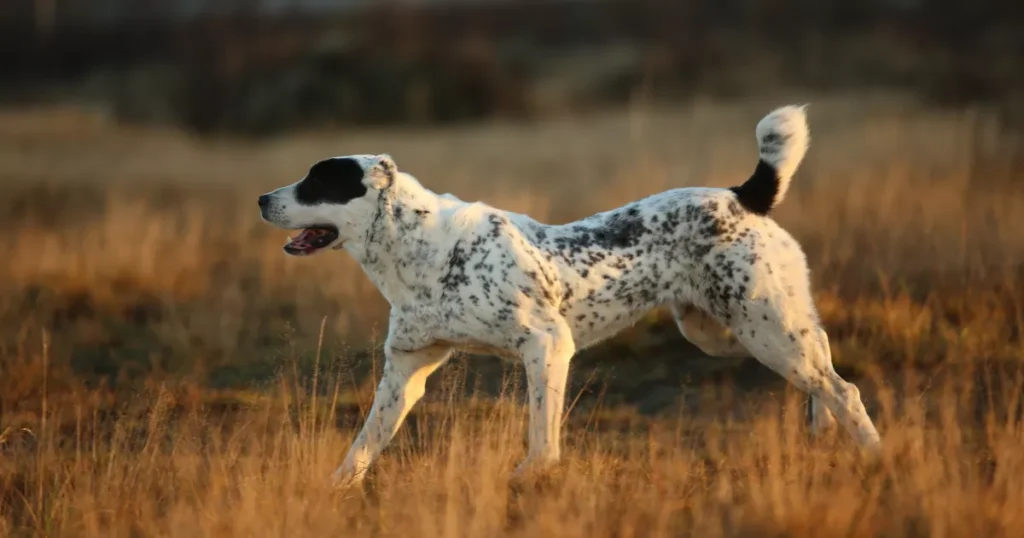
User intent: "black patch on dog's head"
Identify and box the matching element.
[295,158,368,206]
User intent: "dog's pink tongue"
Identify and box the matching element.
[288,228,320,248]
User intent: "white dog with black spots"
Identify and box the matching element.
[258,105,882,487]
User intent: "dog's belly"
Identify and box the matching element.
[437,339,520,360]
[565,300,663,350]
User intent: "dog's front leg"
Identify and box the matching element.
[331,344,452,487]
[515,322,576,477]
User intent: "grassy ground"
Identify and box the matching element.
[1,94,1022,536]
[1,358,1022,537]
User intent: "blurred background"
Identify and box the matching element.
[3,0,1023,131]
[5,5,1024,535]
[1,0,1023,413]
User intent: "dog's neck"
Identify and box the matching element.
[342,172,447,305]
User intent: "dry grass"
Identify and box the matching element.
[1,351,1022,537]
[1,93,1023,536]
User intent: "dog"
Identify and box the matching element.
[258,105,882,486]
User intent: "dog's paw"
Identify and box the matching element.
[328,468,364,492]
[510,457,563,491]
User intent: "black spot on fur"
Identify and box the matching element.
[589,209,649,250]
[730,159,779,215]
[487,215,506,238]
[296,158,368,206]
[727,200,743,217]
[439,241,471,291]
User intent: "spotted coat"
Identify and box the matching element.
[258,105,883,487]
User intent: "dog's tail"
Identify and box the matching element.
[730,105,809,215]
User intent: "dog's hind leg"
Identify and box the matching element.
[671,303,750,358]
[331,343,452,487]
[808,391,839,436]
[515,318,576,476]
[730,300,880,450]
[674,302,837,436]
[807,330,839,436]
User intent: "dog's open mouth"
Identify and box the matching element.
[283,225,340,256]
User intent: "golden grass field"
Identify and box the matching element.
[1,94,1023,536]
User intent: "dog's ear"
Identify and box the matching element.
[368,154,397,189]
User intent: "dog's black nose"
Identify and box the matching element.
[258,194,270,208]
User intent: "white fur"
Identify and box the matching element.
[755,104,809,209]
[258,106,880,488]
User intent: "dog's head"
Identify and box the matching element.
[258,154,397,256]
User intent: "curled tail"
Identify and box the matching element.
[730,105,810,215]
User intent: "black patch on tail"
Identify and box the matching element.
[730,159,778,215]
